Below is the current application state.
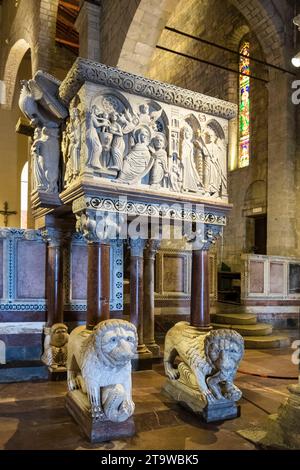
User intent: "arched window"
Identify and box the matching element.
[239,40,250,168]
[20,162,28,229]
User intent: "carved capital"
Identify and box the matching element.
[75,210,123,242]
[185,225,223,251]
[129,238,146,258]
[144,239,161,260]
[41,228,68,247]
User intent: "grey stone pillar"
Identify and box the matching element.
[267,73,297,256]
[75,1,101,62]
[143,239,160,357]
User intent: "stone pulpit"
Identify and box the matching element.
[19,58,238,437]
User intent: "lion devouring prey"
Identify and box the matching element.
[67,319,137,422]
[164,322,244,404]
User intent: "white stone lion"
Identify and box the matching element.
[164,322,244,403]
[67,319,137,422]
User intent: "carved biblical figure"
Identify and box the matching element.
[31,126,60,192]
[67,319,137,422]
[180,125,201,193]
[149,133,169,188]
[41,323,69,369]
[86,105,103,169]
[117,126,153,184]
[69,108,81,178]
[109,111,125,170]
[200,124,227,196]
[164,322,244,403]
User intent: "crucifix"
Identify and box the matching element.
[0,201,17,227]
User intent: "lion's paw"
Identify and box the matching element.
[223,385,242,402]
[91,405,106,420]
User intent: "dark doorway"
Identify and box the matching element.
[254,215,267,254]
[246,214,267,255]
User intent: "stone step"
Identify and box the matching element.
[212,322,273,337]
[243,335,290,349]
[0,361,48,383]
[210,312,257,325]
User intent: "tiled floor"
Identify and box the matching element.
[0,348,298,450]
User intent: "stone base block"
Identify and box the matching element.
[0,361,48,383]
[131,350,153,371]
[48,366,67,381]
[145,343,161,359]
[65,390,135,443]
[238,386,300,449]
[163,379,239,423]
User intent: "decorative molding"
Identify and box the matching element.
[82,196,227,225]
[59,58,237,120]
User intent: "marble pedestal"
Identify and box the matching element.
[65,390,135,443]
[163,379,239,423]
[238,380,300,449]
[131,350,153,371]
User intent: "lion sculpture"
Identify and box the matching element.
[67,319,137,422]
[41,323,69,369]
[164,322,244,404]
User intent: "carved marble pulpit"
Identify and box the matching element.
[19,58,238,435]
[19,57,237,360]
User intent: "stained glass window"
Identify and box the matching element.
[239,41,250,168]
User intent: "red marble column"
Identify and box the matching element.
[86,241,110,330]
[130,238,151,356]
[190,249,210,329]
[143,239,160,356]
[45,231,64,327]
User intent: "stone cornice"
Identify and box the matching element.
[59,57,237,120]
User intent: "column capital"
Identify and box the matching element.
[185,225,223,251]
[144,239,161,259]
[75,210,121,243]
[41,228,70,247]
[129,238,146,258]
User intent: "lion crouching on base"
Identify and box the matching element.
[67,319,137,422]
[164,322,244,404]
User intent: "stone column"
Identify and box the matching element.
[86,240,110,330]
[43,228,64,327]
[143,239,161,357]
[41,228,69,374]
[75,1,101,62]
[129,238,151,358]
[187,226,221,330]
[74,211,111,330]
[190,249,210,329]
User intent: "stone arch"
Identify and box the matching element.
[230,0,286,68]
[244,179,267,210]
[0,340,5,364]
[2,39,31,110]
[116,0,286,77]
[116,0,178,75]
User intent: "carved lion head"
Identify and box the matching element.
[50,323,69,348]
[93,319,138,367]
[204,329,244,376]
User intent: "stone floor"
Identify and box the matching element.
[0,347,299,450]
